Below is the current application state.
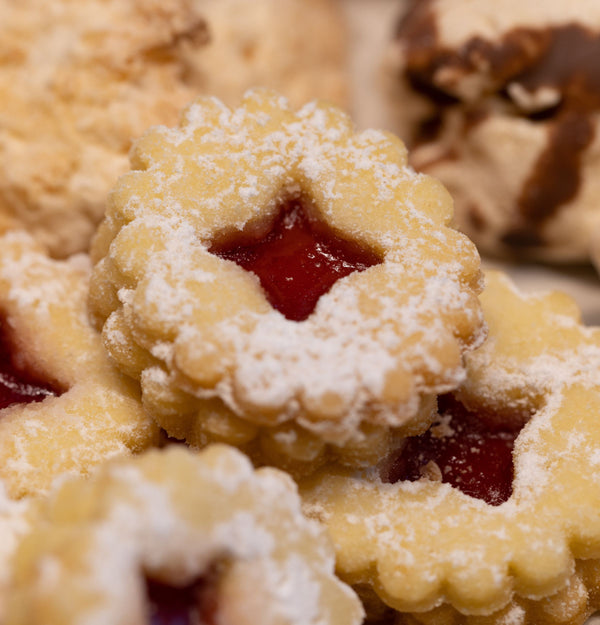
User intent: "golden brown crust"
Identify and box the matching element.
[6,445,364,625]
[300,271,600,622]
[394,559,600,624]
[88,89,485,471]
[0,231,160,498]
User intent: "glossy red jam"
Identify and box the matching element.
[210,199,382,321]
[384,395,529,506]
[0,321,58,409]
[146,577,218,625]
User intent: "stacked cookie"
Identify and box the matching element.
[1,3,600,624]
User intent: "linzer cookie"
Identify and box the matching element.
[5,445,364,625]
[0,0,208,258]
[0,231,159,499]
[88,89,485,473]
[300,271,600,625]
[387,0,600,263]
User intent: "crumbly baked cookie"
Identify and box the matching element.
[5,444,364,625]
[0,0,208,258]
[0,231,159,499]
[0,0,349,260]
[300,270,600,624]
[88,89,485,473]
[189,0,349,110]
[386,0,600,263]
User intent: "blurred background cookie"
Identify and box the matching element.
[190,0,348,110]
[0,0,348,259]
[385,0,600,265]
[6,445,364,625]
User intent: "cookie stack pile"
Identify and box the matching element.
[1,2,600,625]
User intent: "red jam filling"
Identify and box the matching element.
[210,199,382,321]
[383,395,529,506]
[146,577,218,625]
[0,320,58,409]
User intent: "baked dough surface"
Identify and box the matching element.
[0,232,159,498]
[301,271,600,623]
[89,89,485,471]
[6,445,364,625]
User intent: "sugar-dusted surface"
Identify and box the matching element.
[89,89,485,470]
[6,445,364,625]
[0,231,159,498]
[300,271,600,623]
[342,0,600,326]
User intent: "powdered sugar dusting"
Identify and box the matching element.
[299,270,600,619]
[12,446,363,625]
[93,89,485,449]
[0,232,89,316]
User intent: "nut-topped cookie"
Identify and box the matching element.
[301,270,600,624]
[0,231,160,499]
[89,89,485,472]
[5,444,364,625]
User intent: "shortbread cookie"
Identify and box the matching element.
[88,89,485,473]
[386,0,600,262]
[6,444,364,625]
[189,0,349,110]
[0,0,208,258]
[301,271,600,624]
[0,231,159,499]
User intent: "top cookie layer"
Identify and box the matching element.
[0,231,160,498]
[89,89,485,455]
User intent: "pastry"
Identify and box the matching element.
[189,0,349,110]
[386,0,600,263]
[0,0,350,260]
[301,270,600,624]
[5,444,364,625]
[0,0,208,258]
[0,231,159,499]
[88,88,486,473]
